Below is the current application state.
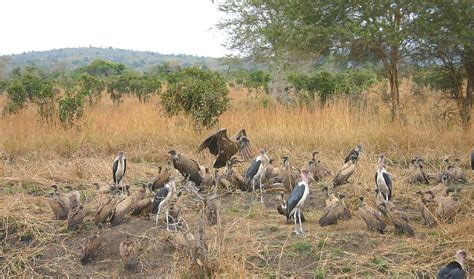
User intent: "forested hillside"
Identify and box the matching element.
[0,47,222,73]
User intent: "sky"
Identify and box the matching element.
[0,0,229,57]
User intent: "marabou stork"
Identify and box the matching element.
[244,148,270,202]
[112,151,127,195]
[284,169,312,235]
[375,154,392,202]
[152,176,176,230]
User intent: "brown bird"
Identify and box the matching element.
[168,149,203,187]
[263,158,280,184]
[407,157,430,184]
[201,167,215,190]
[308,151,332,181]
[429,173,451,199]
[435,193,461,223]
[149,166,172,191]
[318,192,352,227]
[132,185,153,217]
[94,196,120,225]
[415,191,437,227]
[120,236,139,270]
[66,188,81,209]
[110,186,135,226]
[48,185,71,220]
[278,156,299,193]
[197,128,253,168]
[333,154,358,187]
[357,196,386,234]
[68,205,86,229]
[80,224,103,264]
[223,157,245,191]
[381,202,415,236]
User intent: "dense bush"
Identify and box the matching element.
[287,70,378,104]
[161,67,229,130]
[58,89,84,128]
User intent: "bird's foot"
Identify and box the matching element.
[293,230,300,235]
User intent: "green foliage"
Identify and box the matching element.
[161,67,229,130]
[291,241,313,253]
[106,72,133,105]
[246,70,271,93]
[129,73,162,103]
[287,70,378,104]
[4,67,57,125]
[79,73,104,106]
[58,89,84,129]
[78,59,125,77]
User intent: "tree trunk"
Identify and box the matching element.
[460,59,473,129]
[387,47,400,122]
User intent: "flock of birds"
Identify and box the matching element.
[46,128,473,277]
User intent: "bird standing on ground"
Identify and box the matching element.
[152,176,176,229]
[381,202,415,236]
[284,169,312,235]
[244,149,270,202]
[48,185,71,220]
[80,224,103,264]
[120,236,138,270]
[318,192,352,227]
[333,154,358,187]
[197,128,253,169]
[110,186,135,226]
[168,150,203,188]
[408,157,430,184]
[149,166,172,191]
[437,250,467,279]
[344,144,363,163]
[375,154,392,202]
[357,196,386,234]
[308,151,332,181]
[94,196,120,225]
[68,204,85,229]
[112,151,127,195]
[415,191,437,228]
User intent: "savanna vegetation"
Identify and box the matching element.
[0,0,472,278]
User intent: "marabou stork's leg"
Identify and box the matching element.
[298,209,304,234]
[155,206,161,226]
[259,175,264,203]
[293,210,299,234]
[165,208,170,231]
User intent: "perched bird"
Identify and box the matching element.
[375,154,392,202]
[197,128,253,168]
[94,196,120,225]
[282,169,312,235]
[112,151,127,194]
[120,236,139,270]
[149,166,172,191]
[408,157,430,184]
[381,202,415,236]
[168,150,203,187]
[333,154,358,187]
[318,193,352,227]
[344,144,363,163]
[415,191,437,228]
[48,185,71,220]
[223,157,245,191]
[244,149,270,201]
[80,224,103,265]
[308,151,332,181]
[68,205,85,229]
[152,176,176,229]
[435,193,461,223]
[357,196,386,234]
[110,186,135,226]
[437,250,467,279]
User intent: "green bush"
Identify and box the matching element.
[58,90,84,129]
[161,67,229,130]
[287,70,378,104]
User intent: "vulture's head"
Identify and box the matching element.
[168,150,178,161]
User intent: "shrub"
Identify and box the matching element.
[161,67,229,130]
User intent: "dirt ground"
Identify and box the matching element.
[1,151,473,278]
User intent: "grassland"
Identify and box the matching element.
[0,81,473,277]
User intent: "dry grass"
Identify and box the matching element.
[0,81,473,277]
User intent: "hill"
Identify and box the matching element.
[1,47,223,73]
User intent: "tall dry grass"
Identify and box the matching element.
[0,82,472,162]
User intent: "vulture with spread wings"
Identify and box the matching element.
[197,128,253,168]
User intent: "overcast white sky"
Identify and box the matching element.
[0,0,229,57]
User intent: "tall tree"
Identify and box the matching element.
[217,1,423,121]
[416,1,473,128]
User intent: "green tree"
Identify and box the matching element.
[58,89,84,129]
[161,67,229,130]
[217,1,425,121]
[415,1,473,128]
[79,73,104,106]
[78,59,125,77]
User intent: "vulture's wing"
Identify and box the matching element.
[197,128,228,156]
[237,136,253,161]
